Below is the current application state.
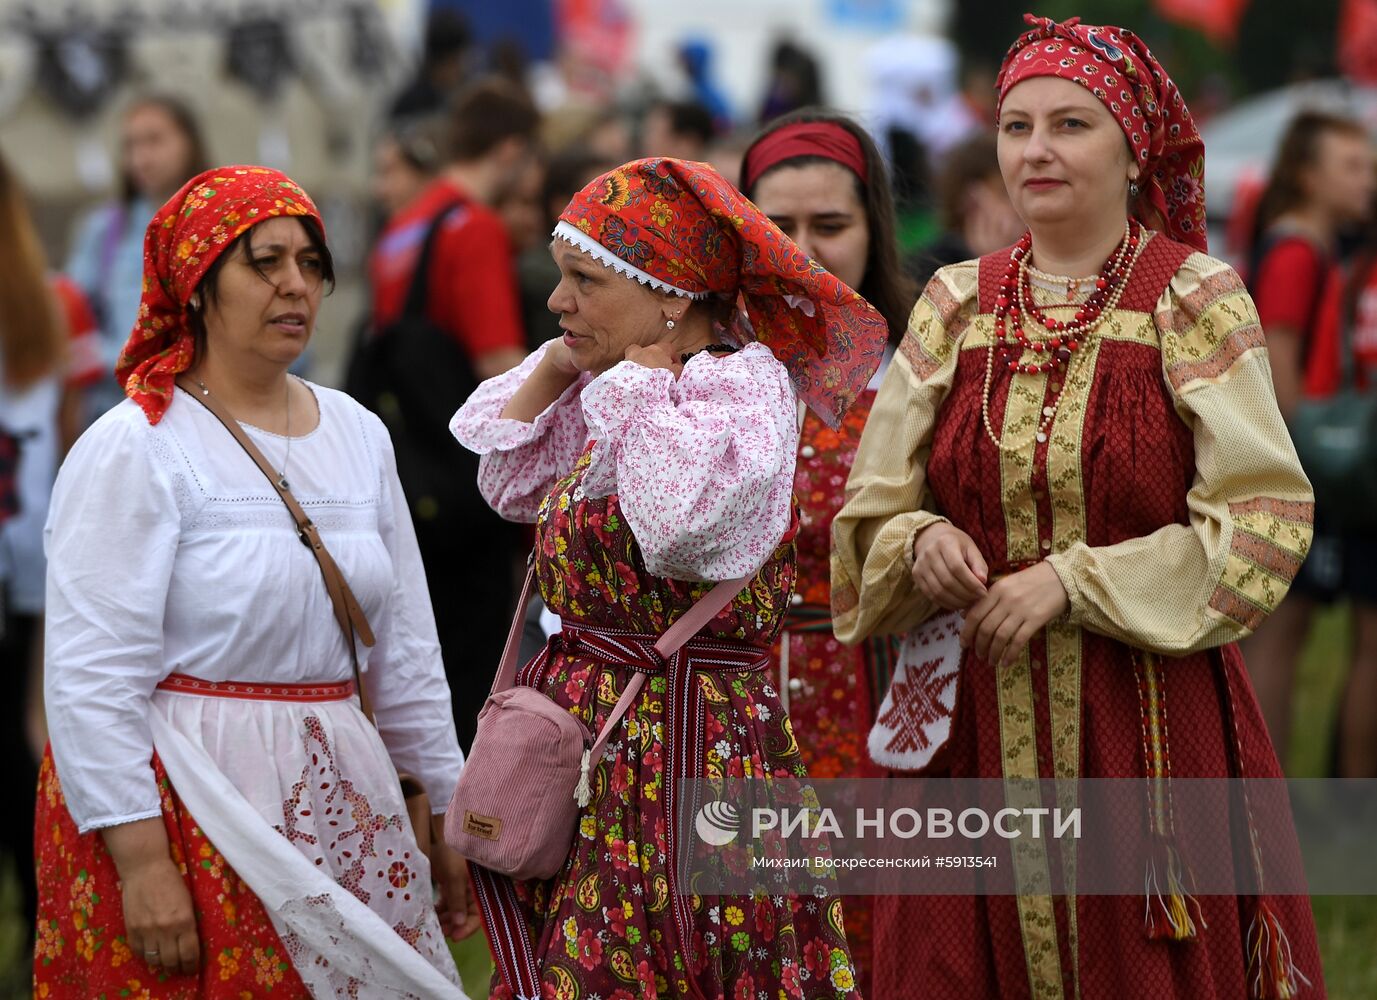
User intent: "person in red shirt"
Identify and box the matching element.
[369,77,535,379]
[360,77,539,751]
[1312,212,1377,779]
[1242,110,1377,774]
[1343,230,1377,391]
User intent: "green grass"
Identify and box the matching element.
[1289,604,1377,999]
[1,607,1372,998]
[452,931,494,997]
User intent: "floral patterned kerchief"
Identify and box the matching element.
[116,165,323,424]
[556,157,888,428]
[997,13,1208,252]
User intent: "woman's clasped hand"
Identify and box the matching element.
[911,521,1068,668]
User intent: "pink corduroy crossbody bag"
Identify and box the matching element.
[444,563,745,881]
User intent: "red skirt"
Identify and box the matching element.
[33,746,310,999]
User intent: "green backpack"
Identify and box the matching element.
[1290,307,1377,533]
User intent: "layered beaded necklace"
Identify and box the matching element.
[981,220,1146,452]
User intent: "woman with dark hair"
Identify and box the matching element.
[1242,110,1376,774]
[1248,111,1373,417]
[37,167,473,998]
[835,14,1323,997]
[744,109,914,349]
[66,94,208,419]
[738,107,915,993]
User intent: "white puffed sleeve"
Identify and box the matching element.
[450,341,592,523]
[43,408,182,833]
[363,417,465,809]
[579,343,798,582]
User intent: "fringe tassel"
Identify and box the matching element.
[1246,900,1313,998]
[1143,839,1206,941]
[574,748,593,807]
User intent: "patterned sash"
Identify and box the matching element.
[155,672,356,702]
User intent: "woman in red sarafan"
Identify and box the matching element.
[738,109,919,994]
[833,14,1326,999]
[453,156,889,999]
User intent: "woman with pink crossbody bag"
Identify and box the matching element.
[447,157,889,1000]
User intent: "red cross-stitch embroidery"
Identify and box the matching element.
[876,660,957,754]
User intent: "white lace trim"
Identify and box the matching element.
[186,498,377,535]
[552,220,707,300]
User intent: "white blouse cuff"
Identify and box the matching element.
[76,806,164,836]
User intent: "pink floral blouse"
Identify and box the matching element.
[451,340,799,582]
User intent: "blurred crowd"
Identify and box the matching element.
[2,5,1377,978]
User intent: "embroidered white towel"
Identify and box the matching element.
[867,609,965,772]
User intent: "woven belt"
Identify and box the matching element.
[155,672,355,703]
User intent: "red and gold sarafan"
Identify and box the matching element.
[831,232,1324,999]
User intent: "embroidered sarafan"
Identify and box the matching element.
[832,235,1323,999]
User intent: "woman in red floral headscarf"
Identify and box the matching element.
[37,166,474,998]
[833,14,1326,999]
[452,156,887,999]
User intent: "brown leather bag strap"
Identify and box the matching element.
[175,375,381,722]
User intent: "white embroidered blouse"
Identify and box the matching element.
[44,384,464,833]
[450,340,799,582]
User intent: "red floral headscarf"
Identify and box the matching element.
[555,157,888,428]
[116,165,324,424]
[996,13,1208,252]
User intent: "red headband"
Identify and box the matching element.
[742,121,869,193]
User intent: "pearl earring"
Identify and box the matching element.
[666,318,676,330]
[1128,180,1140,198]
[189,294,201,310]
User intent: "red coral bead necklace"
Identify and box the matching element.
[981,219,1146,452]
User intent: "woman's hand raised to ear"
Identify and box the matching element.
[499,342,580,422]
[624,343,683,377]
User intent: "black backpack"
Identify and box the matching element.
[346,204,488,535]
